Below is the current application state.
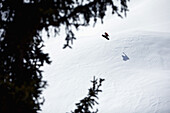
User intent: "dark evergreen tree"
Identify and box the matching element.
[0,0,129,112]
[71,77,105,113]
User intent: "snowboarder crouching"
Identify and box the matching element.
[102,32,109,40]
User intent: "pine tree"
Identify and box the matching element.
[0,0,129,112]
[71,77,105,113]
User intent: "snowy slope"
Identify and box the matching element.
[41,30,170,113]
[41,0,170,112]
[73,0,170,36]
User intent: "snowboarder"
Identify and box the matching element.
[102,32,109,40]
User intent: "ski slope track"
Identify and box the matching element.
[42,30,170,113]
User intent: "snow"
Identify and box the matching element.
[41,0,170,113]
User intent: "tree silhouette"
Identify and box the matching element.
[71,77,105,113]
[0,0,129,112]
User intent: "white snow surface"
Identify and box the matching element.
[41,30,170,113]
[41,0,170,113]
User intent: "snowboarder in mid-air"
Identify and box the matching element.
[102,32,109,40]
